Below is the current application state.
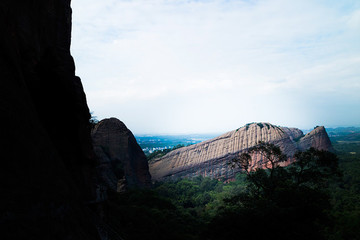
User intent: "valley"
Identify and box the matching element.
[92,118,360,239]
[104,125,360,240]
[2,1,359,239]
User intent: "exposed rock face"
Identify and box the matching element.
[149,123,333,181]
[298,126,334,152]
[1,1,99,239]
[92,118,151,190]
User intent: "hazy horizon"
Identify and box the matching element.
[71,0,360,134]
[131,122,360,135]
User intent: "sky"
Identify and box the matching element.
[71,0,360,134]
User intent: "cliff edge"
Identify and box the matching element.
[1,1,98,239]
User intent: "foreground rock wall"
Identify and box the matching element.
[1,1,98,239]
[149,123,333,181]
[92,118,151,191]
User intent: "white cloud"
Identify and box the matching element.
[71,0,360,133]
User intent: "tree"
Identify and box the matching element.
[206,142,340,240]
[289,147,341,188]
[230,141,287,173]
[229,141,288,197]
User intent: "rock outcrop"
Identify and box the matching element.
[298,126,334,151]
[1,1,99,239]
[149,123,333,181]
[92,118,151,190]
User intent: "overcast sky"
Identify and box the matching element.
[71,0,360,134]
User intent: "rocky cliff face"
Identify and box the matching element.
[1,1,99,239]
[298,126,334,152]
[92,118,151,190]
[149,123,333,181]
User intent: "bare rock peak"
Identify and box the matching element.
[149,123,333,182]
[299,125,333,152]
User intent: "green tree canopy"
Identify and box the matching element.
[206,142,340,240]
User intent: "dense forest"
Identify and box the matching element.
[102,137,360,240]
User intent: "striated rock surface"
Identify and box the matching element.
[1,1,99,239]
[149,123,333,181]
[298,126,334,152]
[92,118,151,190]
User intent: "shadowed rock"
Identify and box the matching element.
[149,123,333,181]
[1,1,99,239]
[92,118,151,190]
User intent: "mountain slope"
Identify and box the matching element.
[149,123,332,181]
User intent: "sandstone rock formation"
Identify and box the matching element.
[1,1,99,239]
[298,126,334,152]
[92,118,151,190]
[149,123,333,181]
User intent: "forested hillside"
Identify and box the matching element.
[104,140,360,240]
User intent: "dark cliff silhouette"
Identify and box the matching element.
[92,118,152,191]
[0,1,99,239]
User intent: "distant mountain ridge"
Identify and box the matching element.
[149,123,333,181]
[326,127,360,142]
